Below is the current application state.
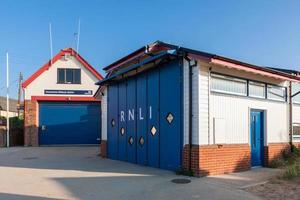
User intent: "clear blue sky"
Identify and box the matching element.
[1,0,300,98]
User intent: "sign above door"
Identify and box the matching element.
[44,90,93,95]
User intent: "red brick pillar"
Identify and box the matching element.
[100,140,107,158]
[264,143,290,166]
[24,100,39,146]
[182,144,191,171]
[182,144,201,176]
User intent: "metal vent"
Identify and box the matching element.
[139,136,145,146]
[171,178,191,184]
[111,119,116,127]
[128,136,134,145]
[120,127,125,135]
[166,113,174,124]
[151,126,157,136]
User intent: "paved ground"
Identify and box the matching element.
[0,147,279,200]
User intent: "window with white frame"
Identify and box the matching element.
[249,81,266,98]
[211,73,247,96]
[293,124,300,139]
[267,85,286,101]
[292,82,300,104]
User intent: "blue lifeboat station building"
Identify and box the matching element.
[98,42,183,170]
[97,40,300,176]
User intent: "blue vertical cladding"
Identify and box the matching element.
[147,69,160,168]
[159,60,182,170]
[250,110,264,167]
[118,81,127,161]
[39,102,101,145]
[107,84,119,159]
[126,78,137,163]
[106,58,183,171]
[136,74,148,165]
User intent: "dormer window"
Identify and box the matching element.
[57,68,81,84]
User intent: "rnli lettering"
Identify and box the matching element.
[120,106,152,122]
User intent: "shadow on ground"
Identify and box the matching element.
[0,193,65,200]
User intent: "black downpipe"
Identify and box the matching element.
[185,56,197,172]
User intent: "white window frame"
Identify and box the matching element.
[267,85,286,102]
[248,81,266,99]
[211,73,247,96]
[293,123,300,139]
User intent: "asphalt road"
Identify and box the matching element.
[0,147,263,200]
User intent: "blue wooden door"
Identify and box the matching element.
[147,69,160,168]
[136,74,147,165]
[106,59,182,171]
[118,82,127,161]
[126,78,137,163]
[107,84,119,159]
[39,102,101,145]
[159,60,182,170]
[250,110,264,167]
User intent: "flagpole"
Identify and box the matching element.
[49,23,53,65]
[76,19,81,54]
[6,52,9,148]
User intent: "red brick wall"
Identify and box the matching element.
[24,100,39,146]
[264,143,290,166]
[182,145,200,174]
[182,143,294,176]
[100,140,107,158]
[182,145,191,170]
[183,144,250,176]
[198,144,251,176]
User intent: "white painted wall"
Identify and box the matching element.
[101,88,107,140]
[183,59,189,145]
[183,58,201,146]
[196,63,290,145]
[24,55,99,100]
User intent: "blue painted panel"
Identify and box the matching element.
[250,110,264,167]
[159,60,182,170]
[136,74,147,165]
[118,81,127,161]
[107,84,119,159]
[106,58,183,171]
[126,78,137,163]
[39,102,101,145]
[147,69,160,168]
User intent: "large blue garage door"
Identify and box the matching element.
[39,102,101,145]
[107,59,182,171]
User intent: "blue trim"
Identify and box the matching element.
[96,50,178,85]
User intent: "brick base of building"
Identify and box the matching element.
[24,100,39,146]
[264,143,290,166]
[100,140,107,158]
[183,142,294,177]
[183,144,251,177]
